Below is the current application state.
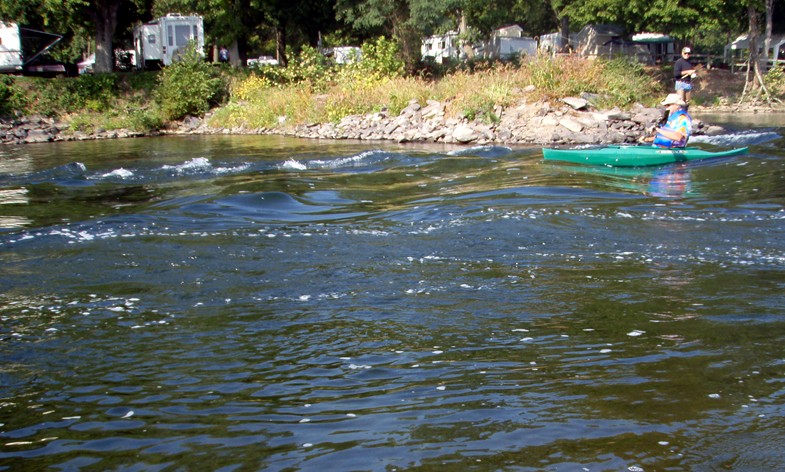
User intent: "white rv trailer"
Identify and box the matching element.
[133,13,204,70]
[1,21,66,75]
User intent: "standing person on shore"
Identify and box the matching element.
[674,47,697,104]
[219,46,230,63]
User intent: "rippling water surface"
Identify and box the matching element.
[2,121,785,471]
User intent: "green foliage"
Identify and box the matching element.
[0,76,28,116]
[218,36,411,128]
[247,46,333,90]
[0,0,145,67]
[563,0,745,54]
[25,74,120,116]
[764,66,785,99]
[459,100,498,123]
[155,42,227,121]
[522,55,660,106]
[237,37,404,103]
[67,107,164,133]
[284,46,333,86]
[357,36,406,80]
[598,58,660,106]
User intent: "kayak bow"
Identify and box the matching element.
[542,145,749,167]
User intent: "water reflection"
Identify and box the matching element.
[547,161,696,199]
[646,164,692,198]
[0,188,31,229]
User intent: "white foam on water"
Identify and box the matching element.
[690,130,781,147]
[214,162,250,175]
[281,150,387,171]
[163,157,212,173]
[310,150,384,168]
[281,158,307,170]
[101,168,134,179]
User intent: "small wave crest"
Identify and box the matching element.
[280,158,308,171]
[162,157,214,174]
[12,161,90,186]
[279,150,394,172]
[691,130,781,147]
[99,168,135,179]
[87,158,252,182]
[159,157,250,176]
[447,146,513,158]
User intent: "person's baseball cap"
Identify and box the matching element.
[661,94,687,107]
[682,47,691,54]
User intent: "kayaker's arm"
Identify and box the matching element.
[639,126,685,145]
[655,127,686,142]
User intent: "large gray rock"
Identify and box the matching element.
[452,124,479,143]
[559,117,584,133]
[562,97,590,110]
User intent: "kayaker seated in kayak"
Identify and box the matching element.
[640,94,693,148]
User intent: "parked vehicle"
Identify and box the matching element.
[0,21,74,76]
[77,50,136,74]
[246,55,278,67]
[133,13,204,70]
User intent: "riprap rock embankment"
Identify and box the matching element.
[285,98,724,144]
[1,97,725,145]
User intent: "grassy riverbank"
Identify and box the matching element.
[1,44,778,136]
[210,55,666,130]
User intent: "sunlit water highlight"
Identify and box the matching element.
[1,120,785,470]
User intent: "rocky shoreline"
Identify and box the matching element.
[0,96,728,146]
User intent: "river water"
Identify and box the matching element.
[1,116,784,471]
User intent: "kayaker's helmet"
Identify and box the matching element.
[661,94,687,107]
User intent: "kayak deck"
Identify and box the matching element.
[542,145,749,167]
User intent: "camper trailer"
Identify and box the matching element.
[481,25,537,60]
[422,31,462,64]
[133,13,204,70]
[1,21,69,76]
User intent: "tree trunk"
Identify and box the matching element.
[236,35,249,67]
[740,3,773,106]
[559,16,570,52]
[93,0,121,73]
[275,24,288,68]
[763,0,774,72]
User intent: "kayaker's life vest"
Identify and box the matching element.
[653,109,690,148]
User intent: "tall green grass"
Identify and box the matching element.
[210,54,665,129]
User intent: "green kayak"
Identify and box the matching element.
[542,145,749,167]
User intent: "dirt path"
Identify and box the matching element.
[692,68,784,112]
